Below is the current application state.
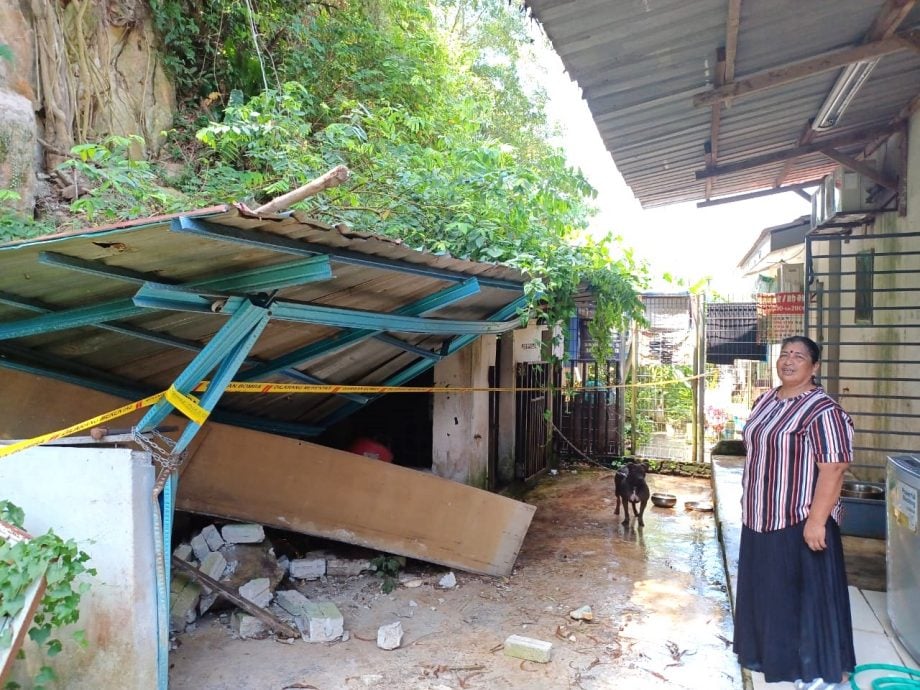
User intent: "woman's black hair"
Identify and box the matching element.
[781,335,821,363]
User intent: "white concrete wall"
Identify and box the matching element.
[432,337,493,487]
[513,323,546,363]
[0,446,157,688]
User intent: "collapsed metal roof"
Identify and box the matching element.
[0,206,529,437]
[526,0,920,207]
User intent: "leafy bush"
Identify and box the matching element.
[0,501,95,690]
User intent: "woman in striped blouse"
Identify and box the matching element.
[733,335,856,690]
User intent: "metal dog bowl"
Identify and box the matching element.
[841,481,884,500]
[651,493,677,508]
[684,500,714,512]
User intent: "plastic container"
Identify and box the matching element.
[839,494,886,539]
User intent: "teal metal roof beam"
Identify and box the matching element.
[236,278,480,380]
[319,295,530,427]
[136,298,270,433]
[0,255,332,341]
[38,251,170,285]
[0,298,151,341]
[133,285,519,335]
[38,250,333,294]
[172,217,524,291]
[0,288,362,403]
[0,348,324,436]
[0,289,211,353]
[373,334,442,360]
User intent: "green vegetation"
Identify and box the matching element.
[370,553,405,594]
[1,0,647,355]
[0,501,95,690]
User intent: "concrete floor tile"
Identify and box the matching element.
[854,628,901,661]
[849,586,879,632]
[861,589,891,634]
[856,589,920,669]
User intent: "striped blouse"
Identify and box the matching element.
[741,387,854,532]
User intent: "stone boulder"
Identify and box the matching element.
[0,89,37,213]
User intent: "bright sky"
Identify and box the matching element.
[538,42,811,299]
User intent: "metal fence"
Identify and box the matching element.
[627,294,706,463]
[515,362,556,481]
[805,229,920,481]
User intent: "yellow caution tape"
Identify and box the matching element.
[0,373,707,461]
[0,392,164,459]
[193,372,706,396]
[164,386,209,425]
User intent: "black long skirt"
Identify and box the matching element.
[733,518,856,683]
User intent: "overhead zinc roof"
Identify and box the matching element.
[0,206,528,437]
[526,0,920,207]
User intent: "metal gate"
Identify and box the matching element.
[556,359,622,460]
[805,229,920,481]
[515,362,553,481]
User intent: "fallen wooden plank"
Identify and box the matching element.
[0,522,48,687]
[177,425,535,577]
[171,556,299,638]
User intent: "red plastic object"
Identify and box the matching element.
[346,437,394,463]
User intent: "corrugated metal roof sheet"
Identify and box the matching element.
[0,206,528,435]
[527,0,920,207]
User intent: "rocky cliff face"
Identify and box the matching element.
[0,0,177,215]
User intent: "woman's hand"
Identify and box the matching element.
[804,462,848,551]
[804,518,827,551]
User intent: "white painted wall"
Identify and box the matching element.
[0,446,157,688]
[513,323,546,363]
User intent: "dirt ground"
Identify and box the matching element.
[168,468,739,690]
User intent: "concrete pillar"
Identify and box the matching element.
[0,446,157,688]
[432,337,493,487]
[497,333,517,485]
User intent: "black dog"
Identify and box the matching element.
[614,462,650,527]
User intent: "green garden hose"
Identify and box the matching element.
[850,663,920,690]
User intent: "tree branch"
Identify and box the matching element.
[253,165,350,215]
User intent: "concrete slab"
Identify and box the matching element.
[178,424,535,577]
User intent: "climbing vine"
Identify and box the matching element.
[0,501,95,690]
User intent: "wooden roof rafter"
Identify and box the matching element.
[693,29,920,108]
[705,0,742,201]
[695,122,901,180]
[696,179,823,209]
